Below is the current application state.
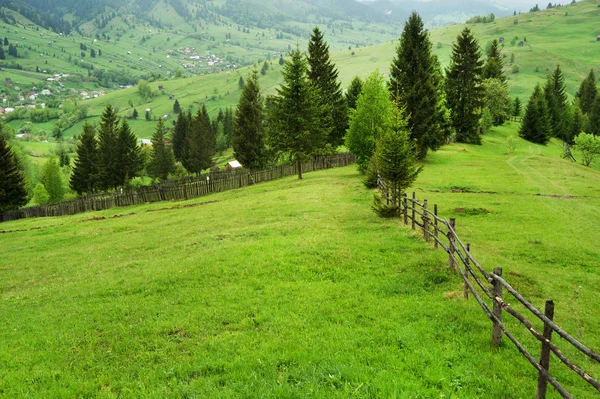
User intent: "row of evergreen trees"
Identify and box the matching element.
[520,67,600,145]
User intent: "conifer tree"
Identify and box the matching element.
[70,121,99,195]
[544,65,569,141]
[588,96,600,136]
[0,135,28,212]
[185,109,214,175]
[224,107,234,147]
[568,105,585,144]
[97,104,120,190]
[172,110,190,163]
[389,12,447,159]
[132,108,138,119]
[0,46,5,60]
[446,28,485,144]
[307,26,347,147]
[116,120,143,185]
[268,48,330,179]
[519,84,552,144]
[482,39,505,82]
[345,76,363,110]
[233,70,266,169]
[238,76,245,90]
[513,97,522,120]
[173,99,181,114]
[148,118,175,180]
[575,69,597,116]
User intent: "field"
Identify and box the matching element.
[1,122,599,397]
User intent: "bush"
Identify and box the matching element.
[574,132,600,166]
[512,64,520,74]
[506,136,518,154]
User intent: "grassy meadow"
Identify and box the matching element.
[1,122,599,397]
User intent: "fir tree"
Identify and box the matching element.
[238,76,245,90]
[116,120,143,185]
[345,76,362,110]
[544,65,569,141]
[0,135,28,212]
[389,11,447,159]
[588,96,600,136]
[575,69,597,116]
[173,99,181,114]
[307,26,348,147]
[446,27,485,144]
[7,43,17,57]
[224,107,234,147]
[513,97,522,119]
[185,109,214,175]
[519,84,552,144]
[132,108,138,119]
[172,110,190,163]
[97,104,120,190]
[233,70,266,170]
[148,118,175,180]
[568,105,585,144]
[482,39,506,82]
[0,46,5,60]
[70,121,99,195]
[267,48,330,179]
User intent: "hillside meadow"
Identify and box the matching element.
[1,122,599,397]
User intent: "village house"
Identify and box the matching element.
[41,89,52,96]
[225,160,242,170]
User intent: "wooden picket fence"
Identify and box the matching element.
[0,153,356,223]
[377,176,600,398]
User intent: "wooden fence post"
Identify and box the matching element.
[448,217,456,270]
[492,266,503,346]
[423,199,430,242]
[403,194,408,225]
[411,192,416,230]
[433,204,438,249]
[536,300,555,399]
[464,243,470,299]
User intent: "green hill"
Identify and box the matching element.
[1,122,599,397]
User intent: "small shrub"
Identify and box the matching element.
[506,136,517,154]
[512,64,520,74]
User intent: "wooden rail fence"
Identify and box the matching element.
[0,153,356,223]
[377,176,600,398]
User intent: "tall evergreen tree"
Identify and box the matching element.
[345,76,363,110]
[482,39,506,82]
[446,28,485,144]
[513,97,522,120]
[0,46,5,60]
[224,107,234,148]
[116,120,143,185]
[233,70,266,169]
[173,99,181,114]
[519,84,552,144]
[70,121,99,195]
[148,118,175,180]
[132,108,138,119]
[185,109,214,175]
[97,104,120,190]
[0,135,28,212]
[307,26,347,147]
[588,96,600,136]
[267,48,330,179]
[575,69,597,116]
[389,11,447,159]
[544,65,569,141]
[172,110,190,163]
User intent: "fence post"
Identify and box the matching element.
[492,266,503,346]
[403,194,408,225]
[464,243,470,299]
[433,204,438,249]
[536,300,555,399]
[423,199,429,242]
[411,192,416,230]
[448,217,456,270]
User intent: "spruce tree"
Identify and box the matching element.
[267,48,330,179]
[173,99,181,114]
[232,70,266,170]
[185,109,214,176]
[446,28,485,144]
[513,97,522,120]
[172,110,190,163]
[307,26,347,147]
[544,65,568,141]
[0,46,5,60]
[0,135,28,212]
[148,118,175,180]
[345,76,363,110]
[389,12,447,159]
[132,108,138,119]
[224,107,234,148]
[70,121,99,195]
[519,84,552,144]
[575,69,597,116]
[116,120,143,185]
[588,96,600,136]
[238,76,245,90]
[482,39,506,82]
[97,104,120,190]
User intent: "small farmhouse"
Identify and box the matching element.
[225,160,242,170]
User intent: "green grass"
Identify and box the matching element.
[1,122,599,397]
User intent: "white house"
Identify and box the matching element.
[225,160,242,169]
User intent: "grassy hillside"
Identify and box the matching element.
[1,122,599,397]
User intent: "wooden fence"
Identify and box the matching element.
[0,153,356,223]
[377,176,600,398]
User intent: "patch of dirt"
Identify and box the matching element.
[0,224,63,234]
[146,200,219,213]
[455,208,496,216]
[533,193,581,199]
